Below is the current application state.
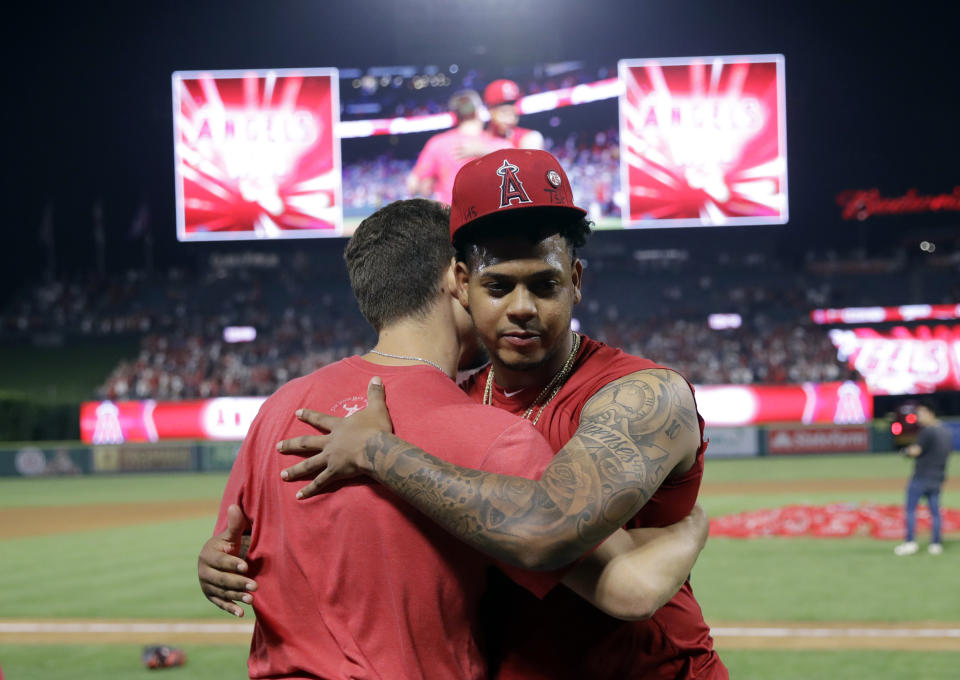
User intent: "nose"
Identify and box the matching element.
[506,286,537,323]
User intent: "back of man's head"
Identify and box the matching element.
[449,90,482,124]
[346,199,453,332]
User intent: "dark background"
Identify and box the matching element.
[4,0,958,300]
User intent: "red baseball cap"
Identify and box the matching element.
[483,79,521,106]
[449,149,587,241]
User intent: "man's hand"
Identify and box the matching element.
[904,444,922,458]
[278,377,394,498]
[198,504,256,617]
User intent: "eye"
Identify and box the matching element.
[532,280,561,296]
[484,281,511,296]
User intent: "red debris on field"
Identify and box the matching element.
[710,503,960,539]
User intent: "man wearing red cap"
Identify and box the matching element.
[484,79,544,150]
[407,89,512,204]
[280,149,727,679]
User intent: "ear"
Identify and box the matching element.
[455,260,471,310]
[571,258,583,305]
[443,258,458,298]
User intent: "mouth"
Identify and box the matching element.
[500,331,541,349]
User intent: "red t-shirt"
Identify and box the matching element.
[410,127,512,204]
[507,126,540,149]
[216,357,558,680]
[467,335,728,680]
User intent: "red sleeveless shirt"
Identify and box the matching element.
[467,335,727,679]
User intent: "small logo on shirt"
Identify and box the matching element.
[332,395,367,417]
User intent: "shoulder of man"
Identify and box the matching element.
[573,335,686,402]
[263,362,343,410]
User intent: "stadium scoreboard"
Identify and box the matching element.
[171,55,787,242]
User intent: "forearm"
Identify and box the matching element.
[614,519,706,614]
[561,506,708,620]
[361,432,606,570]
[594,520,706,620]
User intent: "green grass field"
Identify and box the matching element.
[1,453,958,678]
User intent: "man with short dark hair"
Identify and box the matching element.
[280,149,727,678]
[895,402,953,556]
[199,197,710,679]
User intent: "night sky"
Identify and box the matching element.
[5,0,958,301]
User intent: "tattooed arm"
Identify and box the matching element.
[281,369,700,570]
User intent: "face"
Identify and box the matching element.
[916,406,934,426]
[457,233,582,373]
[489,104,519,135]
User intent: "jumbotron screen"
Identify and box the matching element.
[829,325,960,395]
[172,55,788,241]
[619,55,788,227]
[173,68,342,241]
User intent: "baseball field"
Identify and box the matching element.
[1,452,958,679]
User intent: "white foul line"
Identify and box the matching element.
[712,626,960,639]
[2,622,960,640]
[0,622,253,635]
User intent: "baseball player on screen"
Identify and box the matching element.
[483,79,544,150]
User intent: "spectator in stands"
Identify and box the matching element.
[894,402,954,556]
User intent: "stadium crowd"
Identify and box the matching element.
[4,243,952,400]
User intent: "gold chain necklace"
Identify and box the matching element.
[483,332,581,425]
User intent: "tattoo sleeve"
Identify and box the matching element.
[363,369,700,570]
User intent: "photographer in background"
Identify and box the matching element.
[894,403,953,556]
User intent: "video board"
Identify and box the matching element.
[619,55,788,227]
[172,68,341,241]
[829,325,960,395]
[172,56,787,241]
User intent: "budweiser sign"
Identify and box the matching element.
[837,187,960,221]
[767,426,870,455]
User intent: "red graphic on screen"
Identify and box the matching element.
[619,55,787,227]
[829,325,960,395]
[173,69,341,241]
[812,303,960,325]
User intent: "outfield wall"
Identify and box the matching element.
[0,441,240,477]
[4,421,958,477]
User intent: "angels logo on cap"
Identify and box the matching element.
[496,159,533,208]
[449,149,587,241]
